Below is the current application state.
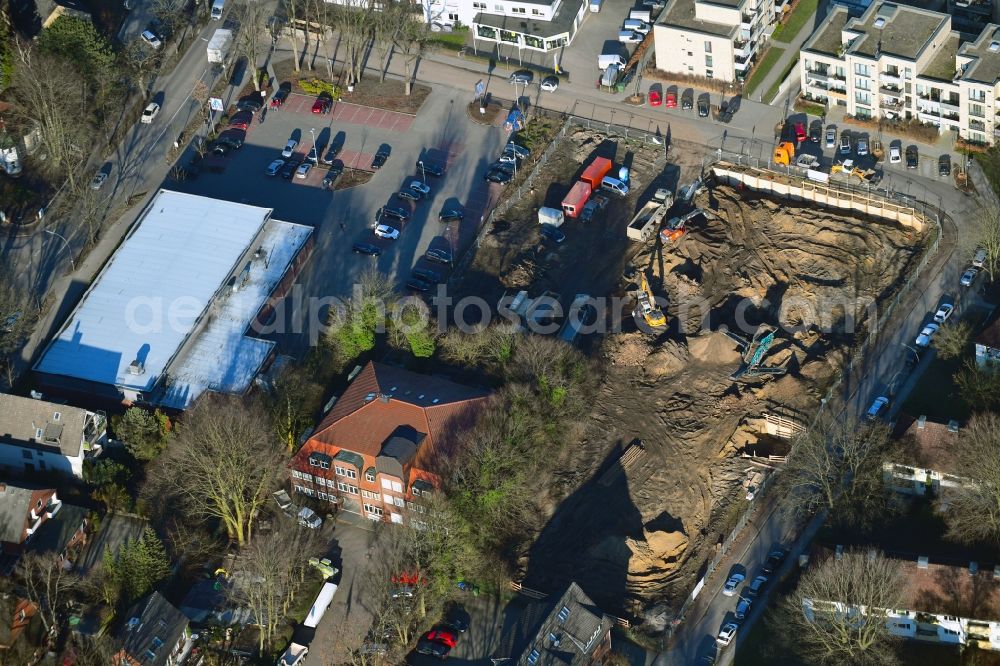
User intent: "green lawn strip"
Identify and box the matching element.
[974,148,1000,197]
[763,56,800,103]
[743,46,785,99]
[772,0,819,43]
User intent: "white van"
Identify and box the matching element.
[600,64,619,87]
[601,176,630,196]
[622,19,651,33]
[618,30,643,43]
[598,53,627,70]
[629,9,652,21]
[211,0,225,20]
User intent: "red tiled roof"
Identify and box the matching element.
[894,415,960,476]
[902,559,1000,621]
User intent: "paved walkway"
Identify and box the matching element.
[750,0,828,104]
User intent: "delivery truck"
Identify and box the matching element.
[207,28,233,65]
[562,181,592,218]
[626,188,672,242]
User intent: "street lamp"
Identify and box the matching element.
[44,229,74,271]
[309,127,316,157]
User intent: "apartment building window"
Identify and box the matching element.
[364,504,383,517]
[970,103,985,118]
[855,107,872,119]
[853,63,870,77]
[706,70,713,78]
[855,77,870,91]
[835,66,845,79]
[365,468,376,483]
[704,41,712,53]
[512,6,526,12]
[337,482,359,495]
[449,11,459,19]
[969,88,986,102]
[473,1,486,7]
[532,8,542,14]
[361,490,381,500]
[855,91,871,105]
[494,3,503,10]
[705,55,713,68]
[904,67,911,80]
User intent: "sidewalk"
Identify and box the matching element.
[750,0,827,104]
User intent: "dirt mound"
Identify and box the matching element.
[626,528,689,595]
[645,341,689,377]
[604,332,652,367]
[687,330,742,365]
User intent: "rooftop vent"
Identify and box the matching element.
[990,41,1000,52]
[53,412,61,421]
[128,360,145,376]
[948,420,960,433]
[917,415,927,429]
[971,561,979,576]
[365,392,377,402]
[379,394,390,403]
[873,17,885,28]
[917,555,929,569]
[994,565,1000,579]
[431,398,440,404]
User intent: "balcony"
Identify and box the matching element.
[880,99,903,110]
[831,71,846,81]
[879,86,901,99]
[879,72,902,87]
[941,99,961,112]
[735,59,751,73]
[734,40,752,59]
[970,119,986,132]
[805,68,828,83]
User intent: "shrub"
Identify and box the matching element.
[299,78,341,99]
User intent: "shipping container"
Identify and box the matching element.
[561,181,592,218]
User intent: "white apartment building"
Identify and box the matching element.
[653,0,776,83]
[800,1,1000,145]
[0,394,106,479]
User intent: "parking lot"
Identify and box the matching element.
[171,80,507,350]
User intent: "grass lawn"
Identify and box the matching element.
[764,57,799,103]
[428,28,470,50]
[974,147,1000,197]
[772,0,819,43]
[743,47,785,99]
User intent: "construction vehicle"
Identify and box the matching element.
[627,188,673,241]
[660,208,703,244]
[850,165,879,183]
[724,325,787,380]
[831,158,854,174]
[773,142,795,166]
[634,273,667,331]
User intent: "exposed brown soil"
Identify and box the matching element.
[335,168,373,190]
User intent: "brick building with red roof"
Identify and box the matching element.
[289,362,488,523]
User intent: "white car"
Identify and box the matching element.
[824,128,836,149]
[140,103,160,124]
[540,76,559,92]
[266,159,284,176]
[281,139,298,158]
[374,224,400,240]
[889,145,901,164]
[140,30,162,49]
[295,163,311,179]
[961,267,978,287]
[618,30,643,43]
[409,180,431,196]
[716,623,738,646]
[915,322,940,347]
[722,573,744,596]
[933,303,954,324]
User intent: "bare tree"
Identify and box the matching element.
[146,395,283,545]
[334,0,374,86]
[0,267,37,389]
[191,80,211,124]
[121,39,160,97]
[974,204,1000,282]
[778,415,896,529]
[371,1,405,83]
[238,0,270,90]
[954,361,1000,412]
[18,551,80,634]
[942,413,1000,545]
[934,320,972,360]
[284,0,304,72]
[148,0,185,39]
[394,16,428,95]
[778,549,903,666]
[268,363,324,452]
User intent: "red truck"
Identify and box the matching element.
[580,157,613,188]
[562,181,592,218]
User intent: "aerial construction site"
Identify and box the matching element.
[461,128,927,625]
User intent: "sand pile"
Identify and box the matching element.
[688,330,742,365]
[645,341,689,377]
[626,528,689,594]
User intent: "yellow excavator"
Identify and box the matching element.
[635,273,667,330]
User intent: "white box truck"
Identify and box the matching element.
[598,54,626,70]
[538,207,565,228]
[278,582,338,666]
[207,28,233,64]
[629,8,652,21]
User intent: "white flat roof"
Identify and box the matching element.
[35,191,311,407]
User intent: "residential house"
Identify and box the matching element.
[29,503,88,567]
[115,592,193,666]
[975,317,1000,370]
[805,552,1000,650]
[0,484,61,557]
[798,2,1000,145]
[0,394,107,479]
[492,582,613,665]
[75,513,149,575]
[653,0,776,83]
[884,415,964,497]
[290,362,487,523]
[0,595,37,651]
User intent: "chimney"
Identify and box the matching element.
[379,394,390,403]
[917,555,929,569]
[0,483,6,493]
[917,415,927,430]
[948,420,960,434]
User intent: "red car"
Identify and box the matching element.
[228,111,252,130]
[270,88,289,109]
[423,627,458,648]
[665,92,677,108]
[311,97,332,114]
[648,89,662,106]
[794,122,807,143]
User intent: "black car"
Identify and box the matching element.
[718,101,732,123]
[211,143,230,156]
[509,70,533,85]
[539,224,566,243]
[236,97,263,113]
[396,189,421,202]
[323,163,344,189]
[280,159,301,179]
[938,154,951,177]
[681,91,693,110]
[491,159,516,174]
[352,242,382,257]
[425,248,453,265]
[412,267,442,283]
[416,160,445,177]
[377,206,409,222]
[444,606,470,633]
[697,98,709,117]
[905,146,919,169]
[406,278,432,292]
[416,636,451,658]
[438,208,464,223]
[372,150,390,169]
[217,130,245,148]
[808,121,822,143]
[762,548,786,575]
[485,169,513,184]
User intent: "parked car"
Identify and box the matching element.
[266,159,284,176]
[416,160,445,177]
[412,267,443,283]
[889,144,901,164]
[295,163,312,179]
[236,97,263,113]
[939,154,951,177]
[211,143,231,156]
[425,247,453,265]
[618,30,643,44]
[90,171,109,190]
[681,90,693,110]
[961,267,978,287]
[352,242,381,256]
[372,149,390,169]
[375,224,400,240]
[722,573,745,596]
[406,277,432,292]
[915,322,939,347]
[410,180,431,196]
[280,159,301,179]
[839,133,852,155]
[734,597,751,621]
[697,98,709,117]
[866,396,889,420]
[648,89,662,106]
[665,91,677,108]
[716,623,738,647]
[444,606,470,633]
[215,130,245,149]
[378,206,409,222]
[485,168,513,184]
[323,132,346,164]
[270,87,289,108]
[718,101,733,123]
[416,626,458,658]
[540,224,565,243]
[793,122,807,143]
[140,103,160,124]
[311,96,332,114]
[281,139,298,158]
[397,189,421,202]
[746,575,768,598]
[762,549,786,575]
[974,247,988,268]
[228,112,252,130]
[140,29,162,49]
[540,76,559,92]
[506,142,530,159]
[856,135,869,156]
[808,121,822,143]
[905,146,919,169]
[933,303,954,324]
[509,70,533,85]
[825,127,836,149]
[439,208,464,223]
